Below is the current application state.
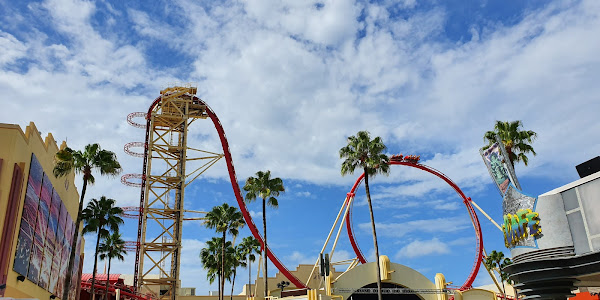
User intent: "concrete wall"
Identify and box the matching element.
[251,264,342,297]
[510,192,573,257]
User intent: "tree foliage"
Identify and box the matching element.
[484,120,537,166]
[200,237,235,298]
[340,130,390,300]
[99,232,126,300]
[238,236,261,297]
[53,143,121,300]
[82,196,123,300]
[484,250,514,297]
[243,170,285,297]
[204,203,245,300]
[340,130,390,177]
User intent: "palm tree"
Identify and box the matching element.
[243,170,285,298]
[201,238,235,300]
[484,120,537,167]
[200,238,221,296]
[204,203,246,300]
[229,244,248,300]
[484,250,514,298]
[98,232,126,300]
[53,143,121,300]
[340,130,390,300]
[82,196,124,300]
[239,236,261,298]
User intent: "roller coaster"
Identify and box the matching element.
[120,86,486,300]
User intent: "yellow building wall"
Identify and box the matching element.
[250,264,343,298]
[0,122,84,300]
[332,261,437,300]
[454,288,497,300]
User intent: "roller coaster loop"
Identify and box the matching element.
[344,159,484,290]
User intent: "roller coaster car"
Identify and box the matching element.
[403,155,420,163]
[390,154,404,161]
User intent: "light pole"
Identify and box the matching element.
[277,281,290,296]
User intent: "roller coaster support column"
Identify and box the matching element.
[137,86,221,300]
[305,193,352,286]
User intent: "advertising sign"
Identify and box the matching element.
[481,135,540,249]
[14,153,79,296]
[481,142,512,195]
[502,185,539,248]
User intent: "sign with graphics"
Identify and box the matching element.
[481,142,511,195]
[481,136,540,249]
[503,208,541,247]
[502,185,540,248]
[480,135,521,196]
[13,154,81,298]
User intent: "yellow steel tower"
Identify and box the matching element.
[136,85,222,300]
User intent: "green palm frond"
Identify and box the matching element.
[483,120,537,167]
[99,232,126,262]
[243,170,285,209]
[340,130,390,178]
[82,196,124,235]
[200,237,236,281]
[54,143,122,300]
[242,170,284,298]
[53,143,122,184]
[204,203,246,236]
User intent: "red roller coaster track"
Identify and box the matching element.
[133,96,306,289]
[344,159,484,290]
[131,93,483,292]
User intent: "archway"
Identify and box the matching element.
[349,282,422,300]
[332,262,437,300]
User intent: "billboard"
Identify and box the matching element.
[13,154,82,297]
[480,139,519,196]
[502,185,540,248]
[481,137,541,249]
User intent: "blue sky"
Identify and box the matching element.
[2,0,600,294]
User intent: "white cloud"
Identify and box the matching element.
[285,251,315,267]
[359,216,471,238]
[393,214,412,219]
[473,273,495,288]
[427,200,460,211]
[295,191,312,197]
[395,238,450,259]
[249,210,263,220]
[0,31,27,65]
[243,0,361,46]
[449,236,475,246]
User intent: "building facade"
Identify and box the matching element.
[0,122,85,300]
[505,171,600,298]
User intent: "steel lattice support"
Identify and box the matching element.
[136,86,222,300]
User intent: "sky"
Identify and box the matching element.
[1,0,600,294]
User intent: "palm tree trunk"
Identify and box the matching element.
[364,170,383,300]
[506,147,515,168]
[105,258,112,300]
[230,270,236,300]
[62,178,87,300]
[248,257,251,298]
[262,198,268,298]
[218,271,221,300]
[91,228,102,300]
[222,232,226,300]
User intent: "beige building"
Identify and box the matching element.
[0,122,85,300]
[193,257,497,300]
